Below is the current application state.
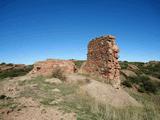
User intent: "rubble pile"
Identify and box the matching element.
[29,59,76,77]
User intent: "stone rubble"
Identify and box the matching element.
[29,59,76,77]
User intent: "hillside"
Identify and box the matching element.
[74,60,160,93]
[0,60,160,120]
[0,63,33,79]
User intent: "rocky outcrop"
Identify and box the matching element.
[29,59,76,77]
[81,35,121,88]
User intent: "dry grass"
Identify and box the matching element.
[58,87,160,120]
[51,67,66,81]
[16,76,160,120]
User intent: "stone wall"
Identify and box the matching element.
[29,59,76,77]
[83,35,121,88]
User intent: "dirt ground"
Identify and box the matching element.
[0,75,76,120]
[0,74,142,120]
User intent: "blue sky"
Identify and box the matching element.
[0,0,160,64]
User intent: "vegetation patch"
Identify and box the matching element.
[0,65,33,79]
[0,97,17,110]
[120,61,160,79]
[122,76,159,94]
[74,60,85,68]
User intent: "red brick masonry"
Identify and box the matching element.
[29,59,76,77]
[83,35,121,88]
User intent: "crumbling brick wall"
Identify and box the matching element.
[83,35,121,88]
[29,59,76,77]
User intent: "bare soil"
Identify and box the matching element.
[0,75,76,120]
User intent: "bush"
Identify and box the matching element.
[122,80,132,87]
[141,79,157,93]
[139,62,160,79]
[119,61,128,69]
[51,67,66,81]
[6,63,13,66]
[122,76,158,94]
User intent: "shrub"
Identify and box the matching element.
[122,80,132,87]
[122,76,158,94]
[119,61,160,79]
[6,63,13,66]
[141,79,157,93]
[139,62,160,79]
[51,67,66,81]
[119,61,128,69]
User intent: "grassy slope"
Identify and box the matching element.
[120,61,160,79]
[1,61,160,119]
[0,74,160,120]
[120,61,160,94]
[13,76,159,120]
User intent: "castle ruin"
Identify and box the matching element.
[83,35,121,88]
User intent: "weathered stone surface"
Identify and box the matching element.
[82,35,121,88]
[29,59,76,77]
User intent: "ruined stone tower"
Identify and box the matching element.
[83,35,121,88]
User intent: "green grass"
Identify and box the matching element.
[119,61,129,69]
[122,76,160,94]
[120,61,160,79]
